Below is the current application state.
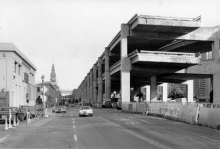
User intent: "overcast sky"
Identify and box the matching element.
[0,0,219,90]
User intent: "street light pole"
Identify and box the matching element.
[41,75,45,117]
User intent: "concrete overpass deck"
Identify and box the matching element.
[75,14,220,106]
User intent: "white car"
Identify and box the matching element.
[79,106,93,117]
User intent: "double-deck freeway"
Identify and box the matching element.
[0,105,219,149]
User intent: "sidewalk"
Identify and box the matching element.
[0,113,55,141]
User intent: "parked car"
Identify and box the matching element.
[79,106,93,117]
[0,107,20,123]
[55,107,61,113]
[36,107,44,117]
[20,106,37,118]
[60,106,67,113]
[18,107,34,121]
[52,107,56,113]
[54,106,66,113]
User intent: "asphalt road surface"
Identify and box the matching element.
[0,105,219,149]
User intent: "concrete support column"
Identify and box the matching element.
[90,69,93,106]
[212,39,219,60]
[105,47,111,102]
[211,75,220,104]
[162,83,168,102]
[212,38,220,104]
[87,73,90,104]
[133,84,139,102]
[150,76,157,102]
[183,80,194,102]
[120,24,131,105]
[146,86,150,102]
[83,79,86,103]
[98,57,103,108]
[93,64,97,107]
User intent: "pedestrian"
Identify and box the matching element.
[136,91,143,102]
[144,100,149,115]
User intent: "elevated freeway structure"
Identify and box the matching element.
[74,14,220,108]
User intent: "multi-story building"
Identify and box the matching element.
[0,43,37,107]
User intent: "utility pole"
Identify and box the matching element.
[41,75,45,117]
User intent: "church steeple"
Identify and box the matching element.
[50,64,57,86]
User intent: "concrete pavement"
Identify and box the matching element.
[0,106,219,149]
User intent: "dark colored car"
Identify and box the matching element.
[17,107,34,121]
[20,106,37,118]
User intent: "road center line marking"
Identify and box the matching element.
[74,135,77,142]
[73,126,75,129]
[0,137,7,143]
[72,121,75,123]
[140,119,153,124]
[201,136,218,141]
[0,135,10,143]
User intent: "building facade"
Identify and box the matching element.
[0,43,37,107]
[35,82,61,107]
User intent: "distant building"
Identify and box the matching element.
[35,64,61,107]
[35,81,61,107]
[0,43,37,107]
[50,64,57,86]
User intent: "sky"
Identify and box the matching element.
[0,0,219,90]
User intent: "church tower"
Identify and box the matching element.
[50,64,57,86]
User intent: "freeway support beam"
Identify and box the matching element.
[98,57,103,108]
[90,69,93,106]
[105,47,111,103]
[93,64,97,107]
[212,38,220,104]
[182,80,194,102]
[121,24,131,105]
[150,76,157,101]
[87,73,90,104]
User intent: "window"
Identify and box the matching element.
[37,87,41,92]
[14,62,17,73]
[24,72,29,83]
[18,65,21,75]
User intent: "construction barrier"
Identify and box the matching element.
[122,103,129,112]
[122,101,220,130]
[129,103,137,113]
[136,103,145,113]
[178,105,197,124]
[197,106,220,129]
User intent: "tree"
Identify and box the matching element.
[36,96,43,105]
[168,86,185,100]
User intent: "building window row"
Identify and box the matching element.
[14,61,21,75]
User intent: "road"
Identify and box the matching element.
[0,105,219,149]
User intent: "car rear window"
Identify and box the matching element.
[81,107,91,110]
[20,108,29,112]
